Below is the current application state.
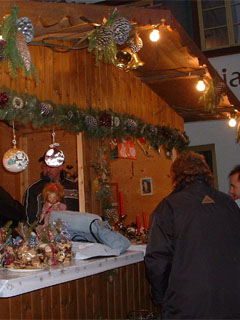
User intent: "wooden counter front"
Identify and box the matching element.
[0,250,159,319]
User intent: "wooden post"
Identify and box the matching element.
[77,133,85,212]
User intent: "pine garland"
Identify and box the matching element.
[0,86,189,154]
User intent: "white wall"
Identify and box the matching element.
[184,119,240,194]
[184,53,240,196]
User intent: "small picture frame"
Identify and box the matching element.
[140,177,153,196]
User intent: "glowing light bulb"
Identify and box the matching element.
[196,79,206,91]
[228,118,237,127]
[150,29,160,42]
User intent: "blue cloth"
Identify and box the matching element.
[50,211,131,254]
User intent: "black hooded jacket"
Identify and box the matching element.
[0,186,25,227]
[145,180,240,319]
[23,171,79,224]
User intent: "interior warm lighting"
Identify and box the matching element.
[228,117,237,128]
[196,79,206,91]
[149,29,160,42]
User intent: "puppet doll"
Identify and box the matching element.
[39,183,66,228]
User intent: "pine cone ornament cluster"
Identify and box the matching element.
[15,30,31,71]
[95,26,114,50]
[84,115,98,129]
[40,102,53,117]
[113,17,132,45]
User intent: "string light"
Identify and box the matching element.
[149,29,160,42]
[228,113,237,128]
[196,78,206,91]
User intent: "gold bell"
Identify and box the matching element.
[128,53,144,70]
[115,48,132,70]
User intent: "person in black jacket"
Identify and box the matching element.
[229,164,240,200]
[0,186,25,227]
[23,163,79,225]
[145,151,240,319]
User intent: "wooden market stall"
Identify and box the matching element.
[0,1,238,319]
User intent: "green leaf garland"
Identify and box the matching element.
[0,86,189,154]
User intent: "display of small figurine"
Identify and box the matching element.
[36,183,66,236]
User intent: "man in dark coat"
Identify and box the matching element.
[145,151,240,319]
[23,163,79,225]
[0,186,25,227]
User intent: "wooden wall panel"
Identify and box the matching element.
[0,262,160,320]
[0,43,183,217]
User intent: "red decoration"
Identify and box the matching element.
[118,138,137,159]
[0,92,9,109]
[99,112,112,127]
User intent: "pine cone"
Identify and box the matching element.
[84,115,98,129]
[15,30,31,71]
[214,81,226,107]
[128,35,143,53]
[40,102,53,117]
[113,17,132,45]
[126,118,137,131]
[95,26,113,50]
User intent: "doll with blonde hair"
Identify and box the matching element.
[39,183,66,228]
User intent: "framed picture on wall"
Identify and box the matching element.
[140,177,153,196]
[188,144,218,189]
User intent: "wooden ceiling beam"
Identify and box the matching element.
[138,68,206,83]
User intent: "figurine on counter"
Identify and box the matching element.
[38,183,66,230]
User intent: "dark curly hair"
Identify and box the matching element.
[171,151,214,187]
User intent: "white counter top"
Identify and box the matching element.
[0,248,145,298]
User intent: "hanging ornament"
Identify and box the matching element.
[126,118,137,131]
[44,130,65,167]
[17,17,34,43]
[67,110,73,120]
[99,112,112,127]
[148,125,157,135]
[0,92,9,109]
[40,102,54,117]
[2,122,29,173]
[12,96,24,109]
[113,17,132,45]
[84,115,98,129]
[95,26,114,50]
[115,48,132,70]
[113,116,120,127]
[15,30,32,72]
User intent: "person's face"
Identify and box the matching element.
[41,163,48,177]
[230,173,240,200]
[48,192,58,204]
[45,165,62,182]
